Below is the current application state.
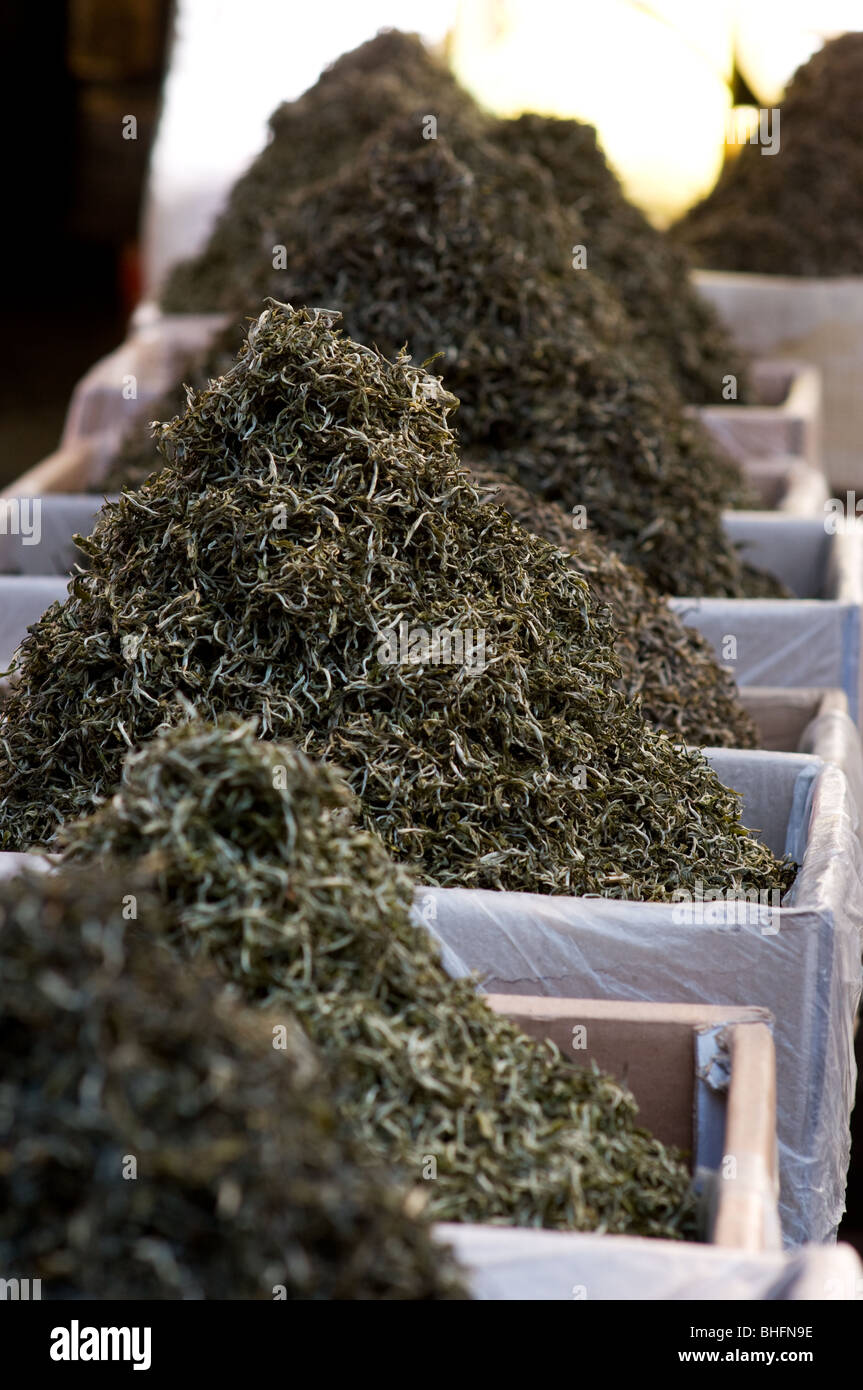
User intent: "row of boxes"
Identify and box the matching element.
[0,305,861,1297]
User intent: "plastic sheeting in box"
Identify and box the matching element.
[438,1224,863,1300]
[0,577,70,673]
[694,268,863,493]
[61,309,228,448]
[740,688,863,853]
[672,519,863,724]
[0,496,107,577]
[0,852,51,880]
[416,753,863,1247]
[740,455,830,517]
[698,360,822,469]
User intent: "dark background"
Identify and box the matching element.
[0,0,172,487]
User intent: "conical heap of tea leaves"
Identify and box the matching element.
[143,123,769,597]
[161,30,484,313]
[469,466,758,749]
[135,34,768,594]
[97,318,245,495]
[263,126,776,597]
[101,400,758,750]
[673,34,863,275]
[0,303,795,901]
[0,866,466,1299]
[493,114,752,404]
[59,718,698,1238]
[161,31,748,409]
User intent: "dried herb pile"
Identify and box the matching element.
[162,31,747,408]
[0,866,466,1299]
[59,718,698,1238]
[161,31,483,315]
[0,304,794,903]
[155,33,776,598]
[106,434,762,749]
[674,34,863,276]
[153,114,772,597]
[493,113,751,403]
[469,466,758,748]
[236,120,773,596]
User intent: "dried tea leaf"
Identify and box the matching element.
[674,34,863,275]
[469,466,759,749]
[493,113,752,404]
[59,719,699,1239]
[0,304,794,904]
[0,866,466,1299]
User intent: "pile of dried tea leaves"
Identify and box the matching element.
[161,31,483,314]
[162,31,747,408]
[156,33,778,597]
[674,34,863,276]
[151,111,772,597]
[99,345,760,751]
[59,718,698,1238]
[469,466,758,749]
[256,125,777,597]
[99,406,760,749]
[493,113,751,404]
[0,304,794,902]
[0,866,466,1299]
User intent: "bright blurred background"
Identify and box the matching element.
[3,0,863,477]
[145,0,863,293]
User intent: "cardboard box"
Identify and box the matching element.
[740,688,848,752]
[739,688,863,837]
[0,494,107,576]
[438,1223,863,1300]
[0,577,70,675]
[740,455,830,517]
[60,309,228,447]
[694,269,863,494]
[419,750,863,1246]
[487,996,779,1251]
[698,360,822,471]
[672,518,863,724]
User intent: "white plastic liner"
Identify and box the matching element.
[416,753,863,1248]
[0,578,70,674]
[673,596,863,727]
[0,497,107,578]
[0,852,51,880]
[438,1223,863,1300]
[800,702,863,844]
[61,309,228,448]
[694,268,863,493]
[697,360,822,470]
[671,520,863,723]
